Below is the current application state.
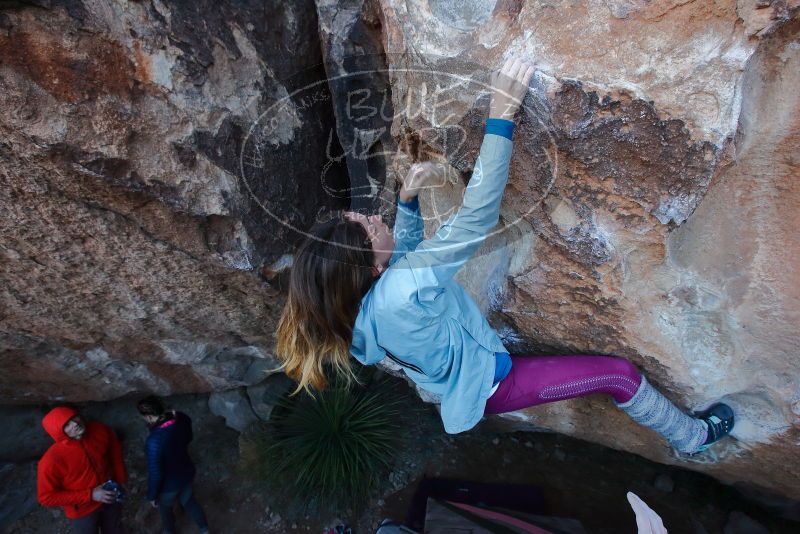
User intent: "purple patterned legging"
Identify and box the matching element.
[484,355,642,415]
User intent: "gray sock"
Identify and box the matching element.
[615,376,708,454]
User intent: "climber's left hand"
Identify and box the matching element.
[489,58,535,120]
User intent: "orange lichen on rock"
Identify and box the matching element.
[0,30,133,103]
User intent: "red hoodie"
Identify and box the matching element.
[37,407,128,519]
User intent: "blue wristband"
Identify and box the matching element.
[397,191,419,211]
[485,118,515,141]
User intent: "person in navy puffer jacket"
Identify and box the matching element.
[137,396,209,534]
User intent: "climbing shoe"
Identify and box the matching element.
[694,402,735,452]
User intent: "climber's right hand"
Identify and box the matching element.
[489,58,535,121]
[399,161,446,201]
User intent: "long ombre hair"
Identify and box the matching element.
[275,210,377,395]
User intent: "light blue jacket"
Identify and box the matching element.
[350,121,514,433]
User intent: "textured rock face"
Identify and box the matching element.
[315,0,800,498]
[0,0,348,402]
[316,0,395,213]
[1,0,799,503]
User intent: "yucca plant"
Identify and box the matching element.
[241,372,403,515]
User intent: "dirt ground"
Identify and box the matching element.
[6,378,799,533]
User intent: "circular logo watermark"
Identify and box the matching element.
[239,55,558,264]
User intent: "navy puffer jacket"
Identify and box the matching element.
[145,411,196,500]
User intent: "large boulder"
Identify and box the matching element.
[314,0,800,499]
[0,0,348,402]
[1,0,798,504]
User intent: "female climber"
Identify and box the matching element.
[275,58,734,455]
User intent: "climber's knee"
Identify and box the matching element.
[604,356,643,401]
[614,357,642,382]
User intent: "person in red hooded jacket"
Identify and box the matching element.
[38,406,128,534]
